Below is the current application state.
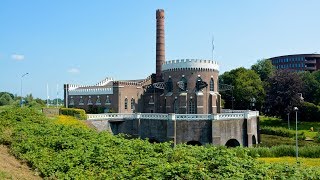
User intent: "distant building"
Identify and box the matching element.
[270,54,320,72]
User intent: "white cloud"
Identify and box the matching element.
[67,68,80,74]
[11,54,25,61]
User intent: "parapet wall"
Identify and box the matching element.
[87,111,259,147]
[162,59,219,71]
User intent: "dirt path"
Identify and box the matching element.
[0,145,42,180]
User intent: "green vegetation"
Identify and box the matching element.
[261,126,306,140]
[219,67,265,110]
[60,108,86,120]
[259,134,318,147]
[1,108,320,179]
[247,145,320,158]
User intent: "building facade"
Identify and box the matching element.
[270,54,320,72]
[64,9,221,114]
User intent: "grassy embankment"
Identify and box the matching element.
[1,107,320,179]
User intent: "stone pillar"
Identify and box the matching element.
[132,113,141,138]
[156,9,165,82]
[167,113,176,146]
[196,92,204,114]
[212,119,221,145]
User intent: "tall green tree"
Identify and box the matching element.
[299,71,320,105]
[219,67,265,110]
[251,59,275,83]
[265,70,303,118]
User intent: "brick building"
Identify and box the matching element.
[64,9,221,114]
[270,53,320,72]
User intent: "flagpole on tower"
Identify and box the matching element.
[211,36,214,61]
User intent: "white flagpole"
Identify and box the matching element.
[211,36,214,61]
[56,84,59,107]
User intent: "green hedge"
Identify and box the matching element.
[247,145,320,158]
[60,108,86,120]
[261,126,305,140]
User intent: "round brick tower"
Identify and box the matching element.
[156,9,165,82]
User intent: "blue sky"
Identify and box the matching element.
[1,1,319,99]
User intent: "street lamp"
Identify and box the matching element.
[20,73,29,107]
[293,106,299,162]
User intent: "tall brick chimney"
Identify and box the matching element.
[156,9,165,82]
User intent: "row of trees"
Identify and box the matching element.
[220,59,320,119]
[0,92,63,108]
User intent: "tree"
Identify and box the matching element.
[265,70,303,118]
[0,92,13,106]
[299,71,320,105]
[251,59,275,83]
[219,67,265,110]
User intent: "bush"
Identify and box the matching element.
[261,126,306,140]
[60,108,86,120]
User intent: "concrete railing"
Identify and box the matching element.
[87,111,259,121]
[175,114,211,120]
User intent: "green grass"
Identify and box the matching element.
[258,157,320,167]
[259,134,318,147]
[260,116,320,139]
[0,171,11,179]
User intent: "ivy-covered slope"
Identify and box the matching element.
[1,108,320,179]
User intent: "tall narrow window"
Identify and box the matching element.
[106,95,111,105]
[131,98,135,110]
[69,97,74,105]
[188,99,196,114]
[79,96,84,105]
[95,96,101,105]
[210,78,214,91]
[124,98,128,109]
[87,96,93,105]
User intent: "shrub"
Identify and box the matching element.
[60,108,86,120]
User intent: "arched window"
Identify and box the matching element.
[95,96,101,105]
[87,96,93,105]
[105,95,111,105]
[124,98,128,109]
[173,99,179,113]
[210,78,214,91]
[131,98,135,110]
[69,97,74,105]
[166,77,173,92]
[149,96,154,104]
[79,96,84,105]
[188,99,196,114]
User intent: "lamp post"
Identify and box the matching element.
[293,106,299,162]
[287,112,290,129]
[20,73,29,107]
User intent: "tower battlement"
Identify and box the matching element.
[162,59,219,71]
